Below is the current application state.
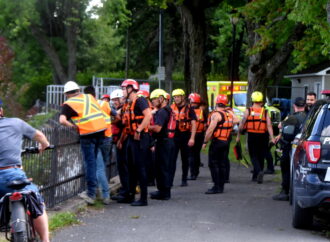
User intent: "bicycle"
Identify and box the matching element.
[0,145,54,242]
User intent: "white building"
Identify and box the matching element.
[284,64,330,101]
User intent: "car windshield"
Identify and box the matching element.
[234,93,246,107]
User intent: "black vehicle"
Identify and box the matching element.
[291,99,330,229]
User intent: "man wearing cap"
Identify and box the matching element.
[273,97,306,201]
[59,81,107,205]
[0,99,51,242]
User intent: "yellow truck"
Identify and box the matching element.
[207,81,281,133]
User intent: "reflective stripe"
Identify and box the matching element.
[72,112,105,124]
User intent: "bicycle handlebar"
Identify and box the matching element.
[21,145,55,154]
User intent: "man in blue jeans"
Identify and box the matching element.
[83,86,119,205]
[0,99,51,242]
[59,81,107,205]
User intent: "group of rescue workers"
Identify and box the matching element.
[58,79,319,207]
[0,76,318,242]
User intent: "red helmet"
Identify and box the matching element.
[101,94,110,99]
[121,79,139,91]
[188,93,201,103]
[137,90,149,98]
[215,94,228,105]
[165,93,171,100]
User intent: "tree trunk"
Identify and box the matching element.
[246,20,305,106]
[179,0,208,102]
[65,0,78,81]
[30,25,68,84]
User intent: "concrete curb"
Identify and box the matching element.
[48,175,121,214]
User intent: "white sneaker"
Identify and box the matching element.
[103,198,110,205]
[79,191,95,205]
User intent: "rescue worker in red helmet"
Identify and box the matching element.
[101,94,110,102]
[119,79,152,206]
[187,93,206,180]
[236,91,275,184]
[171,89,197,187]
[202,94,239,194]
[137,90,150,99]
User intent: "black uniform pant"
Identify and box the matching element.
[247,132,268,179]
[155,138,175,195]
[189,132,204,178]
[116,139,130,197]
[265,145,275,172]
[126,133,150,201]
[224,135,232,181]
[172,131,191,183]
[280,144,291,194]
[208,139,228,190]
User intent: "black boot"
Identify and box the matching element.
[131,199,148,206]
[150,190,170,200]
[205,186,223,194]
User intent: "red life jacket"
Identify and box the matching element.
[245,107,268,133]
[194,108,205,133]
[208,110,233,141]
[123,98,149,135]
[170,103,192,132]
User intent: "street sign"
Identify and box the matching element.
[157,66,165,81]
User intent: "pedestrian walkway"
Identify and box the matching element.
[52,154,327,242]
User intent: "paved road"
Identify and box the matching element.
[53,154,328,242]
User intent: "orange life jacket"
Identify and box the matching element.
[245,107,268,133]
[123,98,149,135]
[194,108,205,133]
[170,103,192,132]
[208,110,233,141]
[64,94,107,136]
[98,100,112,137]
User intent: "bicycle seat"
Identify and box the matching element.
[7,178,31,190]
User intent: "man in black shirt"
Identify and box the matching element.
[119,79,152,206]
[170,89,197,187]
[59,81,107,205]
[149,89,175,200]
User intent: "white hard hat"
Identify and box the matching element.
[110,89,123,99]
[63,81,80,93]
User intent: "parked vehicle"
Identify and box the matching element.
[290,99,330,228]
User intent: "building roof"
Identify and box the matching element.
[284,61,330,78]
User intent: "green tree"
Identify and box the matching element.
[241,0,330,102]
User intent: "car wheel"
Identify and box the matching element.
[292,189,313,229]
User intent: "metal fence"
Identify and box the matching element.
[22,114,117,208]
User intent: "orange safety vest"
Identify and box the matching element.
[194,108,205,133]
[208,110,233,141]
[98,100,112,137]
[245,107,268,133]
[123,98,149,135]
[170,103,192,132]
[64,94,107,136]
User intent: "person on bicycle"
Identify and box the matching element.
[0,99,50,242]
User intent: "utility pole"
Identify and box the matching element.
[158,9,165,89]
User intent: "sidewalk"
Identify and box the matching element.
[52,153,328,242]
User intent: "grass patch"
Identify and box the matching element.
[27,111,56,128]
[49,212,80,232]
